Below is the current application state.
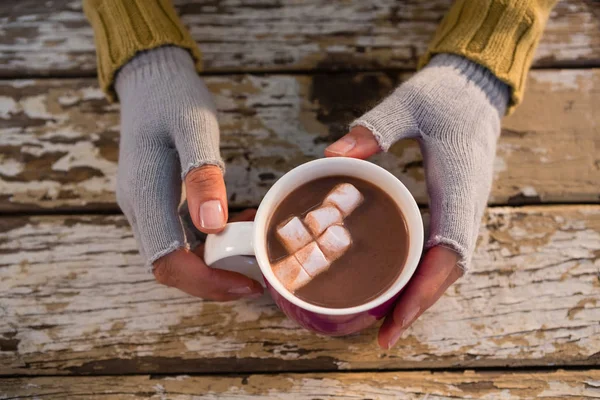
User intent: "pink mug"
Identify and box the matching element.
[204,157,423,336]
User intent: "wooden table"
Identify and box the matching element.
[1,1,599,398]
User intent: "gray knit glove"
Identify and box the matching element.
[115,46,224,265]
[328,54,510,271]
[325,54,511,349]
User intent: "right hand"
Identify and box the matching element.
[115,46,263,300]
[325,54,509,347]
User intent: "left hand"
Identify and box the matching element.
[324,54,510,348]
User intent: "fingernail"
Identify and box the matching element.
[228,286,253,294]
[228,286,262,299]
[401,306,421,328]
[326,136,356,155]
[387,329,405,349]
[387,307,420,349]
[199,200,225,230]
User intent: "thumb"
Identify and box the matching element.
[377,246,462,349]
[325,126,382,159]
[154,247,263,301]
[185,165,228,234]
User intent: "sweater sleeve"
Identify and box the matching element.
[419,0,558,114]
[83,0,203,102]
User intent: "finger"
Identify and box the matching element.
[153,247,263,301]
[185,165,228,234]
[378,246,463,349]
[325,126,382,159]
[191,208,257,258]
[378,261,462,347]
[126,149,260,300]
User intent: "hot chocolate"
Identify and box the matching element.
[266,176,409,308]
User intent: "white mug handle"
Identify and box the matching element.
[204,222,265,286]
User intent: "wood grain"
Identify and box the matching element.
[0,0,598,77]
[1,206,598,375]
[2,370,600,399]
[1,69,598,212]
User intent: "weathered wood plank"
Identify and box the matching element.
[1,69,598,211]
[0,206,598,375]
[0,0,598,76]
[2,370,599,399]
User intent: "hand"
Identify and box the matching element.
[115,46,263,300]
[155,208,263,300]
[325,54,509,348]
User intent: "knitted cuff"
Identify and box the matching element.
[83,0,203,102]
[424,54,510,117]
[115,46,198,98]
[418,0,557,114]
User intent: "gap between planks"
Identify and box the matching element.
[1,365,598,380]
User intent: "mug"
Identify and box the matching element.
[205,157,423,336]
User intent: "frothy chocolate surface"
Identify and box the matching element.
[266,176,409,308]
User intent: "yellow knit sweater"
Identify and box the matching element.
[84,0,556,111]
[421,0,557,113]
[83,0,202,102]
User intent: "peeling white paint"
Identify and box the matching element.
[21,95,67,122]
[11,80,35,88]
[583,380,600,388]
[0,159,24,176]
[80,87,105,100]
[49,11,82,22]
[532,147,548,155]
[334,361,352,370]
[232,296,276,323]
[39,126,83,140]
[531,70,593,91]
[183,337,246,355]
[24,383,40,388]
[58,94,79,106]
[494,156,507,173]
[520,186,538,197]
[17,15,38,22]
[541,380,600,398]
[77,176,116,194]
[51,141,115,173]
[0,96,18,118]
[163,375,190,381]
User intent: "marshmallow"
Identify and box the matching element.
[323,183,363,217]
[294,241,330,277]
[317,225,352,261]
[272,256,311,292]
[276,216,312,253]
[304,205,343,236]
